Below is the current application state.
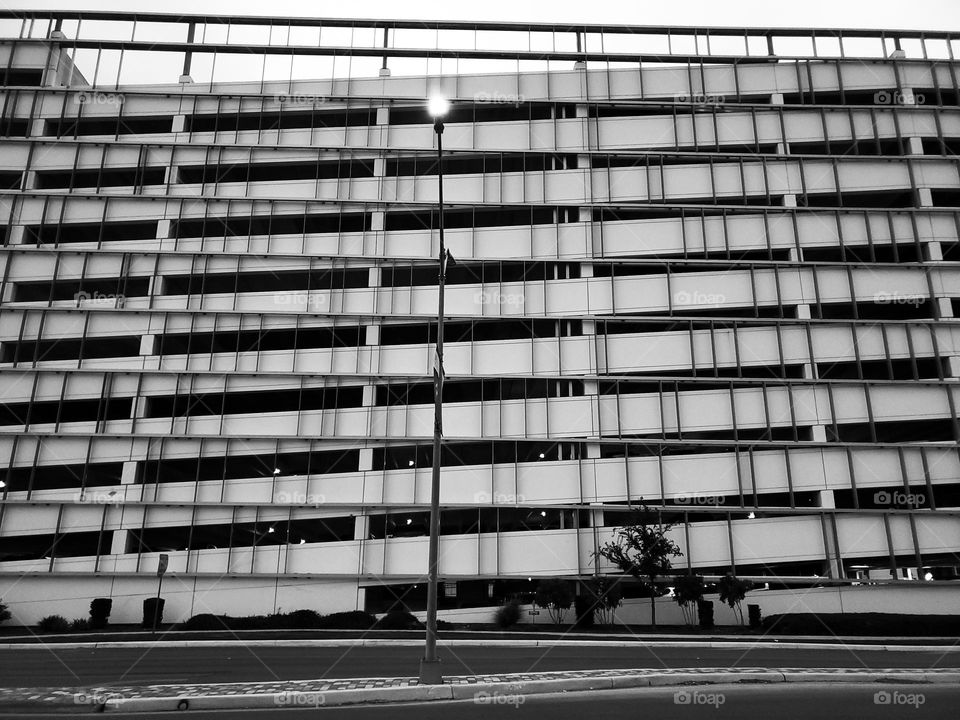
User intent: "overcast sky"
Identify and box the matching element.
[9,0,960,30]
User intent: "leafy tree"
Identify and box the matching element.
[0,600,10,625]
[534,578,574,624]
[594,503,682,628]
[585,576,624,625]
[718,573,753,624]
[672,574,705,626]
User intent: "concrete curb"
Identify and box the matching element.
[4,638,960,652]
[101,670,960,713]
[8,630,954,643]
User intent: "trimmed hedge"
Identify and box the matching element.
[374,610,423,630]
[316,611,377,630]
[762,613,960,637]
[179,609,377,631]
[37,615,70,633]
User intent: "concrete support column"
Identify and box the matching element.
[583,378,601,437]
[575,104,590,158]
[917,188,933,207]
[353,512,371,611]
[362,325,380,375]
[582,318,599,377]
[139,335,156,356]
[44,31,69,87]
[369,210,386,256]
[109,527,129,555]
[29,118,44,137]
[817,489,836,508]
[358,448,374,472]
[822,514,843,579]
[796,305,815,376]
[770,93,786,151]
[362,385,376,407]
[132,395,149,419]
[578,206,597,256]
[810,425,828,442]
[354,514,370,539]
[782,194,797,208]
[171,115,186,133]
[120,461,138,485]
[367,266,381,287]
[907,136,924,155]
[945,356,960,378]
[107,463,138,556]
[6,225,24,247]
[374,106,390,148]
[589,502,605,536]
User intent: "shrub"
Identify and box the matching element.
[179,613,226,631]
[717,574,753,624]
[673,575,706,626]
[374,610,423,630]
[495,600,522,629]
[316,611,377,630]
[89,598,113,630]
[69,618,89,632]
[231,615,269,630]
[534,579,575,624]
[279,609,323,629]
[37,615,70,633]
[587,577,623,625]
[0,600,11,625]
[179,609,381,632]
[143,598,165,629]
[574,595,595,628]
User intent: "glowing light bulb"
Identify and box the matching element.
[427,95,450,118]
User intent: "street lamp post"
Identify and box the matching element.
[419,94,450,686]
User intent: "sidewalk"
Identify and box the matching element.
[2,627,959,647]
[4,666,959,713]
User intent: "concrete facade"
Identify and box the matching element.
[0,13,958,624]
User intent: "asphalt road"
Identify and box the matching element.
[0,644,957,687]
[4,684,959,720]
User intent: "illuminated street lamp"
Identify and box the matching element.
[419,94,450,686]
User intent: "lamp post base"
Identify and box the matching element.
[418,658,443,685]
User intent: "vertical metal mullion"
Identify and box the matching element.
[726,511,736,574]
[783,445,796,508]
[48,503,65,573]
[919,447,937,511]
